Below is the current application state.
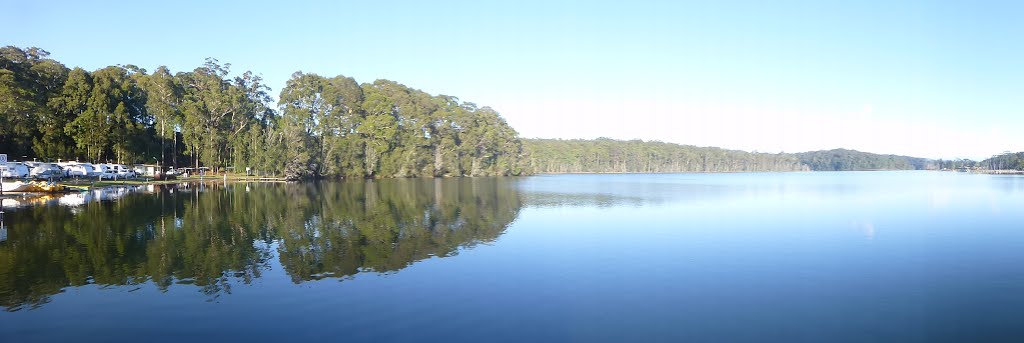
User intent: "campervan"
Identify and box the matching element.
[1,162,30,178]
[64,163,95,177]
[93,164,112,177]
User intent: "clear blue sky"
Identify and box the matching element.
[4,0,1022,159]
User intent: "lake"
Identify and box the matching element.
[2,172,1023,342]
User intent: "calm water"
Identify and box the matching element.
[2,172,1024,342]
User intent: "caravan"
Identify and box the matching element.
[91,164,110,177]
[1,162,30,178]
[97,164,118,178]
[65,164,95,177]
[97,164,137,179]
[56,162,94,177]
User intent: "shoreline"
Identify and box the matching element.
[970,170,1024,175]
[4,168,1022,197]
[1,174,289,196]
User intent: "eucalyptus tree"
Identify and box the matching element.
[63,66,148,163]
[47,68,92,160]
[228,70,274,170]
[277,72,327,178]
[363,80,437,177]
[321,75,365,177]
[428,96,462,176]
[0,46,69,159]
[179,59,270,170]
[358,82,399,177]
[180,59,235,169]
[138,66,183,166]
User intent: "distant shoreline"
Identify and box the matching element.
[536,169,924,175]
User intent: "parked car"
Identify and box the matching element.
[93,164,112,178]
[98,164,120,178]
[112,164,137,178]
[1,162,30,178]
[97,164,136,179]
[57,162,87,177]
[30,163,64,180]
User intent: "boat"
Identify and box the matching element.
[1,181,75,193]
[1,182,31,192]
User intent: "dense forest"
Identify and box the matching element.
[525,139,938,173]
[981,152,1024,170]
[0,46,527,179]
[794,149,935,171]
[524,138,808,173]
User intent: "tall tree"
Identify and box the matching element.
[0,46,68,159]
[64,66,148,163]
[138,66,183,166]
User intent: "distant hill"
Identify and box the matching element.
[794,148,934,171]
[523,138,934,173]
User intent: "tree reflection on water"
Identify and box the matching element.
[0,178,522,311]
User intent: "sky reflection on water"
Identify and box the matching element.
[2,172,1024,342]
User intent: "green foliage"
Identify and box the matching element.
[63,66,150,163]
[794,149,934,171]
[275,73,527,179]
[137,66,184,166]
[0,46,69,159]
[0,46,526,178]
[982,152,1024,170]
[525,140,939,173]
[525,138,808,173]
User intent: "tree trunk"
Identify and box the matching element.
[434,144,443,176]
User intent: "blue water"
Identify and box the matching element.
[1,172,1023,342]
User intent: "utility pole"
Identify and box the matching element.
[0,153,7,196]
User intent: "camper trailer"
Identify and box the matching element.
[1,162,30,178]
[64,164,95,177]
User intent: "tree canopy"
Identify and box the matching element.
[794,149,935,171]
[525,139,938,173]
[0,46,527,178]
[981,152,1024,170]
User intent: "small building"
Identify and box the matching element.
[133,164,162,177]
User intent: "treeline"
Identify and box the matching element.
[794,149,934,171]
[935,158,978,170]
[524,138,809,173]
[0,46,527,178]
[981,152,1024,170]
[525,139,940,173]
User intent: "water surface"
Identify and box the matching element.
[1,172,1023,342]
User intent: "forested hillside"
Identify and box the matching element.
[981,152,1024,170]
[794,149,935,171]
[524,138,808,173]
[525,139,937,173]
[0,46,527,179]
